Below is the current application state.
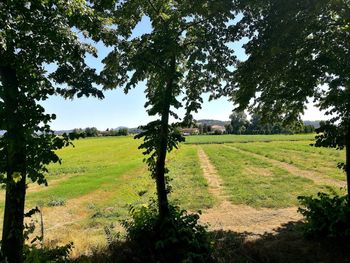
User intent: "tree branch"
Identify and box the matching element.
[146,0,165,23]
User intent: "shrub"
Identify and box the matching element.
[23,243,73,263]
[298,192,350,238]
[112,201,213,263]
[47,196,66,207]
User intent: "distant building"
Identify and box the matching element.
[211,125,226,133]
[180,128,199,136]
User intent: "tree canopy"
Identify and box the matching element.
[0,1,113,261]
[231,0,350,124]
[230,0,350,199]
[101,0,237,218]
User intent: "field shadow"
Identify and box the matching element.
[211,221,350,263]
[73,221,350,262]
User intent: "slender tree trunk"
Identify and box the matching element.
[155,56,176,219]
[346,126,350,205]
[0,66,27,263]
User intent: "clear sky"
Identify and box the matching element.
[41,16,327,130]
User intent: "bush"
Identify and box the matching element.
[47,196,66,207]
[112,201,213,263]
[23,243,73,263]
[298,192,350,238]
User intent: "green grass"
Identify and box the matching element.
[184,134,316,144]
[0,134,346,254]
[0,136,213,220]
[26,136,147,208]
[168,145,215,211]
[201,144,337,208]
[231,141,346,181]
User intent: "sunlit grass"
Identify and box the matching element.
[201,144,338,208]
[168,145,215,211]
[185,134,315,144]
[231,141,346,181]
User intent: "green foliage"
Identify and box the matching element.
[314,121,348,171]
[0,0,115,184]
[0,1,116,259]
[135,122,184,176]
[116,128,128,136]
[101,1,237,210]
[298,192,350,237]
[232,0,350,125]
[197,123,213,134]
[84,127,100,138]
[116,201,213,263]
[47,196,66,207]
[23,243,73,263]
[227,112,314,135]
[230,0,350,202]
[314,121,347,150]
[229,111,248,134]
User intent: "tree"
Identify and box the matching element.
[224,123,233,134]
[117,128,129,136]
[85,127,100,137]
[0,1,111,261]
[72,128,86,137]
[230,0,350,200]
[229,111,248,134]
[102,0,236,219]
[304,124,315,134]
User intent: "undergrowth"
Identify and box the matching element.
[298,192,350,238]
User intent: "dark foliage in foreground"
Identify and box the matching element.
[298,192,350,238]
[115,202,212,263]
[23,243,73,263]
[73,221,350,263]
[76,202,213,263]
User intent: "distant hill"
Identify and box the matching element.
[115,126,128,130]
[303,120,321,129]
[196,119,229,126]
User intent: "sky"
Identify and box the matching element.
[41,16,328,130]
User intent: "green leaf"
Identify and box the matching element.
[12,172,22,184]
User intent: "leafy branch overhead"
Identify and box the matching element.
[231,0,350,126]
[230,0,350,202]
[101,0,237,156]
[101,0,237,217]
[0,1,117,261]
[0,1,116,185]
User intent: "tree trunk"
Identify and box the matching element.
[154,56,176,219]
[0,66,27,263]
[346,126,350,205]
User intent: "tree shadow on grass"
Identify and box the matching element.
[73,221,350,262]
[211,221,350,263]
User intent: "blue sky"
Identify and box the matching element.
[41,16,327,130]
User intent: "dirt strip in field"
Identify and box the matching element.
[197,146,301,235]
[224,145,346,188]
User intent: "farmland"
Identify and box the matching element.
[0,134,346,256]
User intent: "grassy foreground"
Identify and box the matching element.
[202,143,342,208]
[0,134,345,256]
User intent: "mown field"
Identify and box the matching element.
[0,134,346,256]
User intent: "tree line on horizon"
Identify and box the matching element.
[71,127,129,137]
[224,112,316,135]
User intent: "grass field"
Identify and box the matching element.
[0,134,346,255]
[184,133,315,144]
